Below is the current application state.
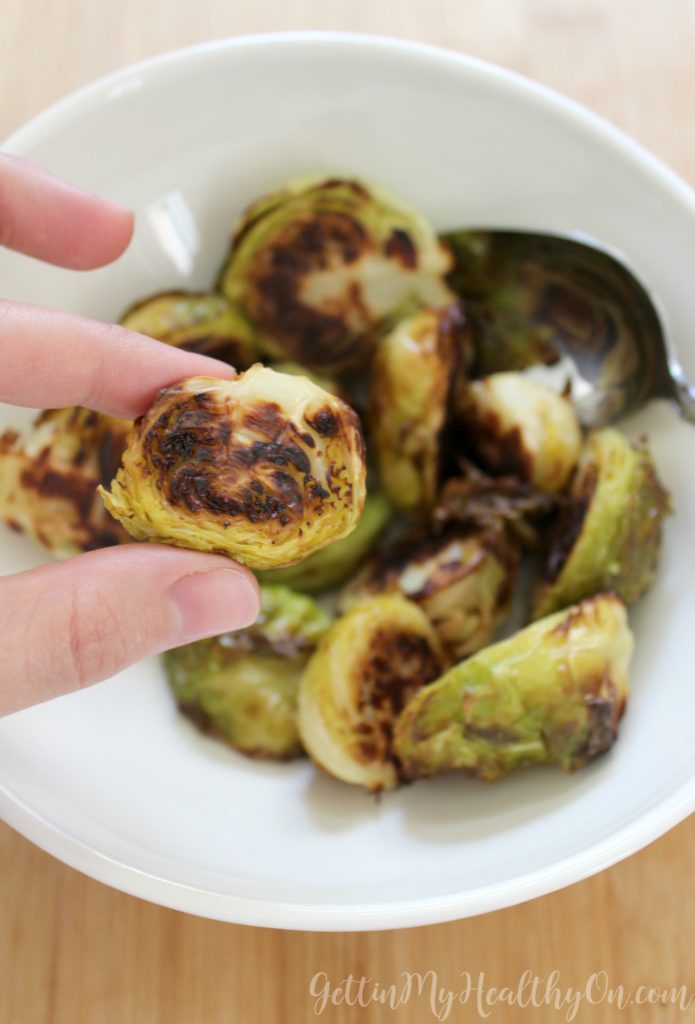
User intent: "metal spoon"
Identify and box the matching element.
[442,229,695,427]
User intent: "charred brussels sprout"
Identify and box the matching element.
[219,176,453,373]
[120,290,257,368]
[100,366,367,570]
[394,593,632,783]
[0,407,130,557]
[259,491,392,593]
[370,303,468,515]
[342,529,517,661]
[533,428,671,618]
[455,373,582,494]
[165,585,331,760]
[433,466,557,550]
[298,595,444,791]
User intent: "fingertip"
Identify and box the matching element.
[104,202,135,257]
[183,354,238,381]
[0,543,263,714]
[169,566,261,644]
[67,200,135,270]
[0,154,136,269]
[113,336,238,417]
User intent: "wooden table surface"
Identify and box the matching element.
[1,2,694,1022]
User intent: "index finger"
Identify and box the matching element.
[0,153,134,269]
[0,300,235,419]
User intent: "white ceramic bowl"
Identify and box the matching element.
[1,33,694,931]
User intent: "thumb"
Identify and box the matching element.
[0,544,260,716]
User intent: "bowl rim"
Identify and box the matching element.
[2,30,694,930]
[3,770,695,930]
[4,30,695,209]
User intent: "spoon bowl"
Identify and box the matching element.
[445,230,695,427]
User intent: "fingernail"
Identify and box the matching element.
[169,569,260,643]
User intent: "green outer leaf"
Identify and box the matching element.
[394,593,632,782]
[164,585,331,760]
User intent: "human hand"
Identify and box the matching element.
[0,154,261,716]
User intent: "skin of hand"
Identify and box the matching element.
[0,154,261,716]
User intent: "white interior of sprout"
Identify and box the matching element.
[300,251,452,323]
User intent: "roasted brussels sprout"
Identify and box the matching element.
[370,303,468,515]
[120,290,257,368]
[100,366,367,570]
[455,372,582,494]
[433,464,557,550]
[394,592,632,783]
[0,407,130,557]
[533,428,671,618]
[259,491,392,593]
[219,176,453,373]
[165,585,331,760]
[298,595,444,791]
[342,528,517,661]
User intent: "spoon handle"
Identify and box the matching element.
[671,378,695,425]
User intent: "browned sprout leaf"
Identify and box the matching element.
[0,407,131,557]
[433,462,557,550]
[342,528,518,662]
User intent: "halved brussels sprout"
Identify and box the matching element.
[120,290,257,368]
[455,372,582,494]
[370,303,468,515]
[298,594,444,791]
[259,491,392,593]
[219,176,453,373]
[533,428,671,618]
[0,407,130,557]
[342,528,517,661]
[433,465,557,550]
[165,585,331,760]
[100,366,367,570]
[394,592,632,783]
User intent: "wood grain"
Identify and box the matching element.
[1,2,694,1022]
[1,818,694,1023]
